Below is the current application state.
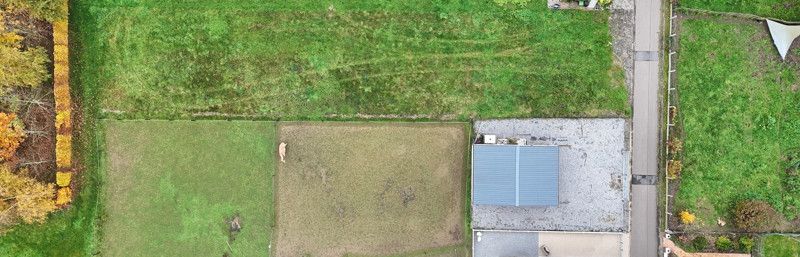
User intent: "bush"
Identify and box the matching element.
[55,134,71,168]
[668,139,683,154]
[55,172,71,187]
[715,236,733,251]
[786,174,800,194]
[679,210,696,225]
[738,236,755,253]
[55,187,71,205]
[668,160,682,179]
[786,150,800,193]
[733,200,778,232]
[692,236,708,251]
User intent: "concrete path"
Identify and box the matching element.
[631,0,662,255]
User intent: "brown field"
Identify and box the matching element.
[274,122,468,257]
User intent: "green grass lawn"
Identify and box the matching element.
[101,120,275,256]
[73,0,627,120]
[674,16,800,230]
[762,235,800,257]
[680,0,800,20]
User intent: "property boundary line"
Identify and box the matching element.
[677,7,799,24]
[473,229,626,235]
[664,0,676,236]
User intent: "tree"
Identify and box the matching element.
[0,165,56,225]
[0,45,50,90]
[0,112,24,161]
[0,0,68,22]
[733,200,778,232]
[0,31,22,47]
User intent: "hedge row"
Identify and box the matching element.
[53,13,71,206]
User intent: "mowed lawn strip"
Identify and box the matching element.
[74,0,627,119]
[102,120,276,256]
[675,17,800,230]
[275,122,468,257]
[680,0,800,21]
[762,235,800,256]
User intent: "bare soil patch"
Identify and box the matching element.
[274,122,468,257]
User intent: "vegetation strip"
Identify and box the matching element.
[53,2,73,206]
[678,0,800,21]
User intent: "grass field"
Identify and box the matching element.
[101,120,275,256]
[680,0,800,20]
[275,122,469,257]
[674,16,800,230]
[73,0,627,120]
[762,235,800,256]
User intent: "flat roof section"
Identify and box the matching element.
[473,231,626,257]
[472,145,559,206]
[473,231,539,257]
[472,119,630,232]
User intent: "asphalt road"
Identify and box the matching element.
[631,0,662,256]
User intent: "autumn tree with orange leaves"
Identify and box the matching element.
[0,112,24,161]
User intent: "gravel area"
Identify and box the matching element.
[611,0,634,11]
[610,8,635,102]
[610,0,635,103]
[472,119,630,232]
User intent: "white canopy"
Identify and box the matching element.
[766,19,800,60]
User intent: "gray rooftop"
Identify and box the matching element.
[472,145,559,206]
[471,118,630,232]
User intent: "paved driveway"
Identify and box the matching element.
[631,0,662,255]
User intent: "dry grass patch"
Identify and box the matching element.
[275,122,468,257]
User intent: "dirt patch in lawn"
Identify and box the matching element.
[274,122,468,257]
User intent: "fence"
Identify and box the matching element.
[664,0,677,234]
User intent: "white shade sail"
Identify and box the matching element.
[766,19,800,60]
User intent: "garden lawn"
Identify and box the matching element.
[762,235,800,257]
[101,120,276,256]
[680,0,800,21]
[275,122,469,257]
[675,16,800,230]
[73,0,627,120]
